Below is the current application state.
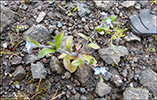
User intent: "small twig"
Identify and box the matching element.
[51,91,65,100]
[31,75,43,100]
[51,89,58,100]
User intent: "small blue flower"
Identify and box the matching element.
[101,12,107,16]
[94,67,101,75]
[25,41,33,53]
[100,67,107,74]
[106,18,111,25]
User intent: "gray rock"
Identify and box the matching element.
[84,25,89,32]
[81,17,86,22]
[124,32,141,42]
[77,2,91,17]
[15,83,20,90]
[57,21,62,28]
[80,88,86,94]
[23,54,40,65]
[36,12,46,23]
[93,1,114,11]
[11,56,22,65]
[64,72,71,79]
[58,5,67,14]
[31,62,47,79]
[98,45,129,64]
[135,3,141,10]
[12,66,26,81]
[0,5,19,33]
[102,72,112,81]
[95,81,111,97]
[20,4,28,11]
[140,69,157,97]
[48,0,54,5]
[74,65,90,86]
[2,42,8,49]
[137,1,148,8]
[121,1,136,8]
[122,87,149,100]
[94,98,106,100]
[74,93,80,99]
[80,95,87,100]
[49,56,63,74]
[54,13,62,19]
[24,24,50,43]
[110,75,123,87]
[114,8,120,15]
[48,25,57,33]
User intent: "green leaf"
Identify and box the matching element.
[73,6,78,11]
[8,33,13,47]
[47,42,56,48]
[63,56,77,73]
[78,33,88,40]
[58,53,67,59]
[86,43,100,49]
[89,58,94,65]
[54,32,63,50]
[109,16,117,22]
[38,48,55,58]
[82,54,97,64]
[66,36,73,52]
[95,27,109,32]
[99,74,104,82]
[72,58,82,66]
[16,25,21,30]
[24,34,40,46]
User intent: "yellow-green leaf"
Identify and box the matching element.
[66,36,73,52]
[72,58,82,66]
[95,27,109,32]
[47,42,55,46]
[89,58,94,65]
[54,32,63,50]
[86,43,100,49]
[78,33,88,40]
[25,34,40,46]
[109,16,117,22]
[82,54,97,64]
[58,53,67,59]
[38,48,55,58]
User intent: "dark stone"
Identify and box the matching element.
[12,66,26,81]
[24,24,50,43]
[11,56,22,65]
[23,54,40,65]
[110,75,123,87]
[31,62,47,79]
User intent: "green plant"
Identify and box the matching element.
[153,35,157,41]
[151,0,157,5]
[25,31,99,73]
[13,81,19,84]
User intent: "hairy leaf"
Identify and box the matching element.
[66,36,73,52]
[38,48,55,58]
[82,54,97,64]
[24,34,40,46]
[86,43,100,49]
[63,56,77,73]
[58,53,67,59]
[78,33,88,40]
[54,32,63,50]
[47,42,56,47]
[72,58,82,66]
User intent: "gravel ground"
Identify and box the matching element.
[0,0,157,100]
